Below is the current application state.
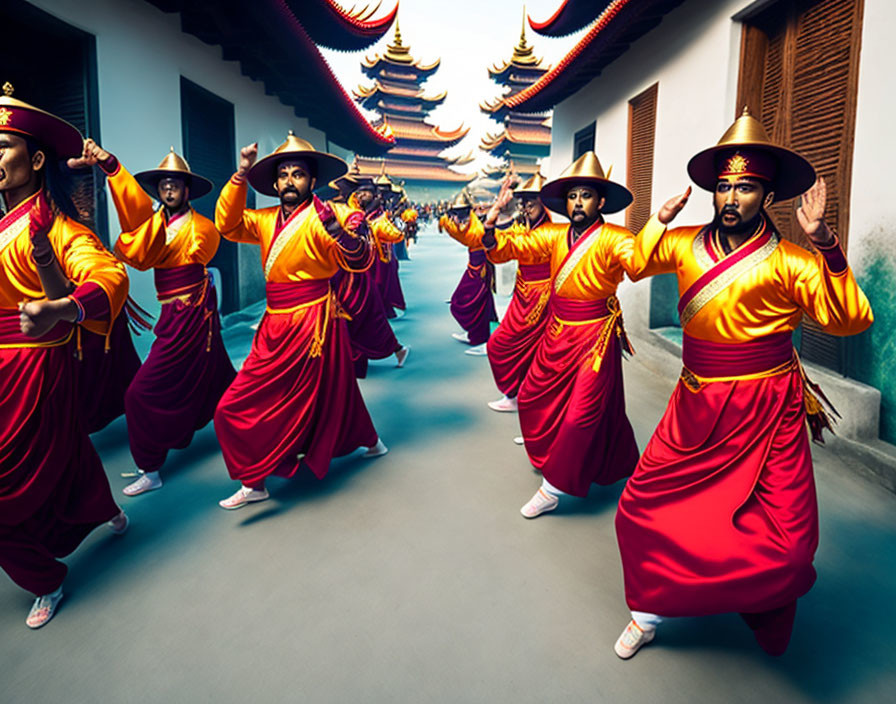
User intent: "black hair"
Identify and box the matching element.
[23,135,83,222]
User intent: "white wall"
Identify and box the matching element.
[28,0,328,313]
[549,0,757,335]
[849,0,896,276]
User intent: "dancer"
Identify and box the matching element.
[0,85,128,628]
[613,110,874,659]
[442,191,498,353]
[213,132,386,509]
[480,152,642,518]
[76,141,236,496]
[331,172,409,378]
[483,173,555,412]
[371,169,407,318]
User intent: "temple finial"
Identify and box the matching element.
[2,82,13,97]
[520,5,527,46]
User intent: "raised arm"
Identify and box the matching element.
[215,143,261,245]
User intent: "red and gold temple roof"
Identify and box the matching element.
[507,0,684,114]
[144,0,394,154]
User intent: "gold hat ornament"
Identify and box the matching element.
[447,189,473,212]
[0,82,83,157]
[539,151,633,215]
[514,172,548,197]
[247,130,347,196]
[134,147,214,200]
[374,161,392,188]
[687,107,815,202]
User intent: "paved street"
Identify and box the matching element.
[3,227,895,704]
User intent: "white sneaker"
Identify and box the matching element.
[614,620,656,659]
[395,345,410,368]
[219,485,269,510]
[363,438,389,458]
[107,509,130,535]
[520,488,559,518]
[122,472,162,496]
[393,308,406,319]
[464,344,487,356]
[487,395,518,412]
[513,436,525,446]
[26,587,64,629]
[451,332,469,343]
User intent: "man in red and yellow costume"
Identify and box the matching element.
[441,190,498,353]
[73,141,236,496]
[213,133,386,510]
[0,85,128,628]
[483,173,554,413]
[334,173,409,378]
[613,110,873,659]
[480,153,643,518]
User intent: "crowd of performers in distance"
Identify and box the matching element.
[0,85,874,663]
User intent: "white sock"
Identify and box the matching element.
[143,471,160,483]
[541,477,567,496]
[631,611,663,632]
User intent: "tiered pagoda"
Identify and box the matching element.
[480,13,552,179]
[352,20,473,201]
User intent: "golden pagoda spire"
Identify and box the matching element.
[384,13,413,63]
[511,5,540,66]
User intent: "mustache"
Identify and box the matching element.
[720,205,740,218]
[280,185,300,196]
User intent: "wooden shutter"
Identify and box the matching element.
[626,83,658,234]
[737,0,864,373]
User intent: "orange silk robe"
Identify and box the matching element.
[108,166,219,270]
[215,179,368,281]
[369,212,404,263]
[488,218,647,297]
[0,192,128,338]
[632,215,873,368]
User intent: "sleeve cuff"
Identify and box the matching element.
[816,235,848,275]
[69,281,110,322]
[99,155,120,177]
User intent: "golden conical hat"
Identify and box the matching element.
[514,172,547,197]
[687,108,815,201]
[374,161,392,187]
[134,147,214,199]
[447,189,473,211]
[539,151,633,215]
[247,131,347,196]
[0,82,83,157]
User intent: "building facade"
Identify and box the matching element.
[5,0,394,316]
[511,0,896,446]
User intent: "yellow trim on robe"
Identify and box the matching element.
[214,178,367,282]
[631,213,874,343]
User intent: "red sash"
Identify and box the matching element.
[266,280,330,311]
[0,307,73,348]
[154,263,208,300]
[518,262,552,281]
[550,295,611,321]
[683,331,794,378]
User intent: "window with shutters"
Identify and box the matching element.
[1,0,107,244]
[573,122,596,160]
[180,78,239,313]
[736,0,864,374]
[626,83,658,234]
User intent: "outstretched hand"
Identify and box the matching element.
[657,186,691,225]
[238,143,258,176]
[66,138,110,170]
[796,178,834,245]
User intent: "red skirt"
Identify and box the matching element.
[0,322,118,594]
[518,296,638,497]
[124,265,236,471]
[616,335,818,617]
[214,280,378,486]
[487,263,552,397]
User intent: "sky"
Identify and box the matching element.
[320,0,589,174]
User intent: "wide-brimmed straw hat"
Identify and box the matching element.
[539,152,633,215]
[0,82,83,157]
[247,131,347,196]
[134,147,214,199]
[514,172,548,198]
[447,189,473,213]
[687,107,815,202]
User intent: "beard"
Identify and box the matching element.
[714,205,762,235]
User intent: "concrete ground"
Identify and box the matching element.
[3,227,895,704]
